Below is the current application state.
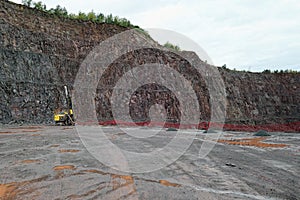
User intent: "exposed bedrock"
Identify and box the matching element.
[0,1,299,131]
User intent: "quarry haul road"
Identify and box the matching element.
[0,125,299,200]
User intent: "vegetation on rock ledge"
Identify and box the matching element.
[163,42,181,52]
[221,64,299,74]
[21,0,141,29]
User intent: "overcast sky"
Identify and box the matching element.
[11,0,300,72]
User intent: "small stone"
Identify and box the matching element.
[225,163,236,167]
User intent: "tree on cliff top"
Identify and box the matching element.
[22,0,32,7]
[20,0,141,30]
[164,42,181,51]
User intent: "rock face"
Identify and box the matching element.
[0,1,299,130]
[0,0,128,123]
[221,70,299,126]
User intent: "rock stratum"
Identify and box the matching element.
[1,1,299,131]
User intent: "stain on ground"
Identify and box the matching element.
[159,180,181,187]
[0,176,48,200]
[67,183,107,200]
[116,132,126,136]
[21,130,42,133]
[0,183,16,199]
[108,135,117,140]
[0,131,14,134]
[31,134,41,136]
[71,169,137,199]
[0,128,43,134]
[218,137,288,148]
[11,126,43,130]
[110,174,136,195]
[58,149,80,153]
[20,159,41,164]
[53,165,76,171]
[107,132,127,140]
[49,144,60,148]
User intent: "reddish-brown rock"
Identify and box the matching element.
[0,1,299,131]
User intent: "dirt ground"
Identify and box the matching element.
[0,125,299,200]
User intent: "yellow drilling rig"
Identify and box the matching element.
[54,86,75,125]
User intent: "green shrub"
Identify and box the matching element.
[254,130,271,136]
[22,0,32,7]
[262,69,271,73]
[163,42,181,51]
[33,1,46,11]
[166,127,177,131]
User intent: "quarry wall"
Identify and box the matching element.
[1,1,299,131]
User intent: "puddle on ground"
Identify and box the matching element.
[218,137,288,148]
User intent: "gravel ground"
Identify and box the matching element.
[0,125,299,200]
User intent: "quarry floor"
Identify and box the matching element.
[0,125,299,200]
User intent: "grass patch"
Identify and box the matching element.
[166,127,177,131]
[254,130,271,136]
